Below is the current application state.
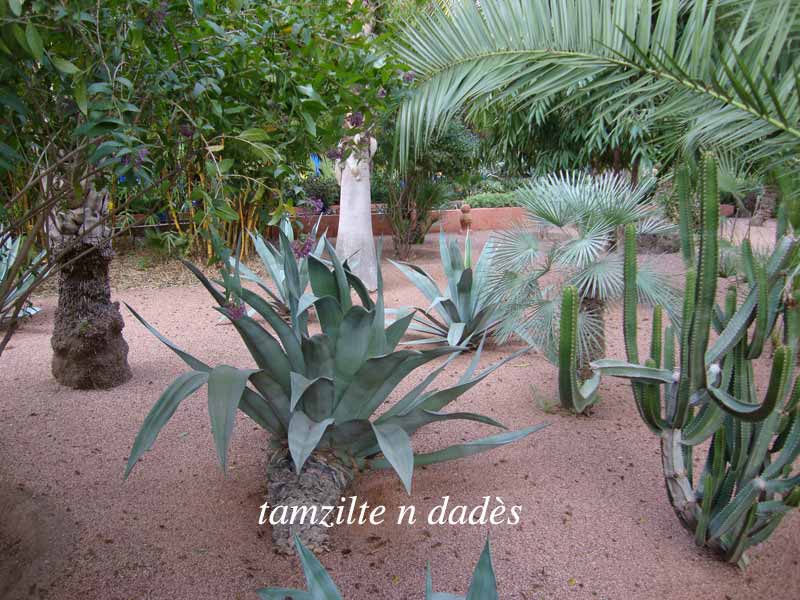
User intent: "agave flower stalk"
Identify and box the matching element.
[125,238,546,553]
[390,230,502,348]
[593,155,800,566]
[256,534,499,600]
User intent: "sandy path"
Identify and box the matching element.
[1,224,797,599]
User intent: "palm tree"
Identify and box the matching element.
[394,0,800,172]
[489,170,678,375]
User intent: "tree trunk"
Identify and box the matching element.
[577,295,605,380]
[266,448,354,554]
[51,243,132,389]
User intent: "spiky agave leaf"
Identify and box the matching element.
[257,535,499,599]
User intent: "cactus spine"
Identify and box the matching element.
[594,155,800,566]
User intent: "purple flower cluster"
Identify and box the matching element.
[402,71,416,83]
[377,87,387,99]
[326,147,344,161]
[292,235,315,259]
[224,302,247,321]
[346,111,364,128]
[179,123,194,138]
[308,197,324,214]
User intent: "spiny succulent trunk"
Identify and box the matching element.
[660,429,698,531]
[578,295,605,380]
[266,448,354,554]
[51,243,132,389]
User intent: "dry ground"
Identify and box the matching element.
[1,221,797,600]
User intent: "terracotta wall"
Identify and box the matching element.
[302,206,526,238]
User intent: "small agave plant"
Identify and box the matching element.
[390,230,501,348]
[227,216,325,324]
[126,237,545,552]
[257,534,498,600]
[0,231,45,325]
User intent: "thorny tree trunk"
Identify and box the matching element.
[51,243,132,389]
[266,448,354,554]
[48,183,131,389]
[578,295,605,380]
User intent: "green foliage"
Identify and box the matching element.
[256,534,499,600]
[557,286,600,413]
[125,238,546,493]
[462,192,518,209]
[390,230,501,348]
[394,0,800,172]
[593,155,800,565]
[0,231,44,324]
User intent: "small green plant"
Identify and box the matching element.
[256,534,499,600]
[126,239,546,552]
[593,155,800,566]
[390,230,501,348]
[0,232,44,326]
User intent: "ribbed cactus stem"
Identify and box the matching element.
[677,164,695,264]
[674,268,696,427]
[623,224,639,364]
[650,305,663,366]
[558,286,579,411]
[689,154,719,395]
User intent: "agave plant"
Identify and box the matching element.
[0,231,45,326]
[227,217,325,324]
[390,230,501,348]
[489,170,678,375]
[257,534,498,600]
[125,238,546,552]
[593,156,800,566]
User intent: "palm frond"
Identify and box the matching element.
[395,0,800,170]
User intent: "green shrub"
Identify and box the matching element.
[463,191,519,208]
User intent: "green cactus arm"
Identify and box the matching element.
[591,359,675,383]
[745,263,769,359]
[707,235,799,365]
[707,347,791,423]
[650,306,663,366]
[663,325,676,372]
[673,269,697,427]
[623,224,639,364]
[676,164,695,265]
[740,239,756,286]
[688,154,720,396]
[680,402,726,446]
[558,286,580,410]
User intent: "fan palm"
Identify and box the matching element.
[394,0,800,172]
[489,171,679,373]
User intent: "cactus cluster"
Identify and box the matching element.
[593,155,800,565]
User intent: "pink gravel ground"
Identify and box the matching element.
[1,223,798,600]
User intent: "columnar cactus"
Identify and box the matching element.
[594,155,800,566]
[557,286,600,413]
